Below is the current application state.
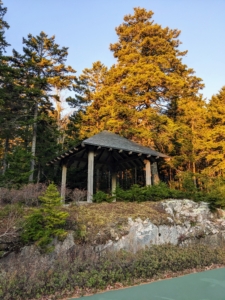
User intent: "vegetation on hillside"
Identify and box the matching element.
[1,243,225,299]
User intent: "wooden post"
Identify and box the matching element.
[144,160,151,186]
[61,164,67,203]
[111,172,117,202]
[152,161,159,185]
[87,150,94,203]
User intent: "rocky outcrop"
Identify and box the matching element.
[0,232,78,273]
[97,200,225,253]
[1,200,225,267]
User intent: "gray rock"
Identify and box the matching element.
[99,200,225,253]
[1,199,225,267]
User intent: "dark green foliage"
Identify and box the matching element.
[115,184,147,202]
[0,2,31,180]
[0,203,23,219]
[113,181,225,210]
[21,183,68,249]
[0,2,9,52]
[115,182,185,202]
[35,112,61,182]
[0,146,32,187]
[204,181,225,211]
[9,31,76,183]
[1,244,225,299]
[93,190,114,203]
[21,211,47,245]
[179,171,197,194]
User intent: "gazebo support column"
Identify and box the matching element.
[152,161,159,185]
[61,164,67,203]
[144,160,152,186]
[111,172,117,202]
[87,150,94,203]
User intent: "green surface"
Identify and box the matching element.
[72,268,225,300]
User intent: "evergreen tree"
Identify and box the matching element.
[0,1,11,172]
[12,32,76,182]
[0,1,27,176]
[35,110,61,182]
[0,1,9,54]
[22,183,68,249]
[170,96,207,184]
[203,86,225,176]
[70,8,204,146]
[0,146,32,187]
[67,61,108,141]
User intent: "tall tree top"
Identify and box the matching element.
[68,7,204,145]
[108,7,204,112]
[0,1,10,54]
[110,7,186,62]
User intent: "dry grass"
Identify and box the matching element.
[0,200,170,249]
[65,201,170,243]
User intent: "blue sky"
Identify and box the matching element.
[4,0,225,101]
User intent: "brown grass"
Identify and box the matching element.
[65,201,170,243]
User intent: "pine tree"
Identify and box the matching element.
[35,110,61,182]
[203,86,225,176]
[0,1,9,54]
[12,32,76,182]
[22,183,68,249]
[170,96,207,185]
[66,61,108,141]
[0,1,27,176]
[0,146,33,187]
[70,8,204,147]
[0,1,11,173]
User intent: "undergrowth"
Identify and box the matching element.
[0,244,225,299]
[93,182,225,211]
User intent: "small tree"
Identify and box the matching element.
[22,183,68,249]
[0,146,33,188]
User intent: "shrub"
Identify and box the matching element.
[70,188,87,203]
[0,244,225,299]
[0,183,47,206]
[0,204,23,245]
[206,179,225,210]
[114,182,224,210]
[93,191,114,203]
[115,182,186,202]
[144,182,172,201]
[21,183,68,249]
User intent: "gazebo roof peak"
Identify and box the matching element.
[83,130,168,158]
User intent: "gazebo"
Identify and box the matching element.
[47,131,169,202]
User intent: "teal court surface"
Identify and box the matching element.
[70,268,225,300]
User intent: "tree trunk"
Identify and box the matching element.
[29,103,38,182]
[2,137,9,175]
[191,122,197,187]
[37,163,41,183]
[193,161,197,187]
